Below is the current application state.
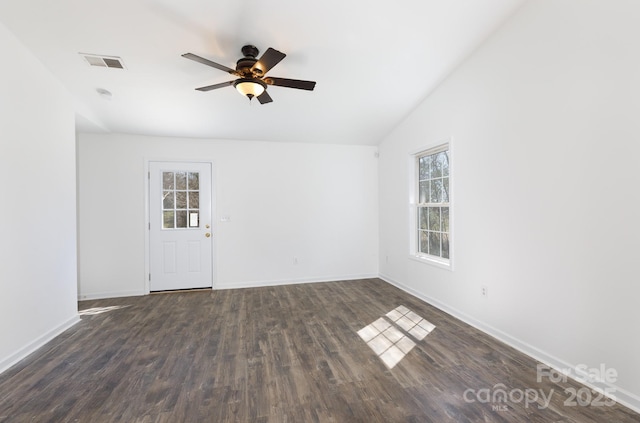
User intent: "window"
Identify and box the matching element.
[162,171,200,229]
[414,144,450,265]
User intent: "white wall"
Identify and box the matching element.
[379,0,640,411]
[77,133,378,298]
[0,22,78,372]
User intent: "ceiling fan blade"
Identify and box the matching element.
[182,53,237,74]
[257,90,273,104]
[195,81,235,92]
[265,77,316,91]
[251,48,286,75]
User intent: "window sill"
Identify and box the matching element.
[409,254,453,271]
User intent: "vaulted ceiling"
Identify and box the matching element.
[0,0,524,145]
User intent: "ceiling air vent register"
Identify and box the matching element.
[80,53,125,69]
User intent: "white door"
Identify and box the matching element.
[149,161,212,291]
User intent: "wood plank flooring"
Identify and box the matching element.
[0,279,638,422]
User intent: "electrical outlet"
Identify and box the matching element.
[481,285,488,298]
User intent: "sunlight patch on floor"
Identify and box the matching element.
[79,305,130,316]
[358,305,435,369]
[385,305,436,341]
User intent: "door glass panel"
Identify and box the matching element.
[189,211,199,227]
[176,210,187,228]
[163,172,174,190]
[189,192,199,208]
[188,172,199,190]
[163,211,175,229]
[160,170,200,229]
[163,191,174,209]
[176,191,187,209]
[176,172,187,190]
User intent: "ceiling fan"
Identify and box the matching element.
[182,45,316,104]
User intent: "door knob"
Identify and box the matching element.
[205,233,211,238]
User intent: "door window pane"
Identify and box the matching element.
[163,211,175,229]
[189,192,199,209]
[188,172,199,190]
[189,212,199,227]
[163,172,174,190]
[176,210,187,228]
[160,170,201,229]
[176,172,187,190]
[163,191,174,209]
[176,191,187,209]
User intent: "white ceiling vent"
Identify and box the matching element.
[80,53,125,69]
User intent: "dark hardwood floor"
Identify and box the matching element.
[0,279,637,422]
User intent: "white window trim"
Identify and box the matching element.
[408,138,453,271]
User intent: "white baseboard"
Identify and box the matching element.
[80,275,379,298]
[0,315,80,375]
[378,273,640,414]
[78,289,146,301]
[214,273,379,290]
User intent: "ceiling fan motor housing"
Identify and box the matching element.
[237,45,260,76]
[241,45,259,58]
[236,57,257,74]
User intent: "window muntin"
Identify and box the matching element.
[416,146,450,261]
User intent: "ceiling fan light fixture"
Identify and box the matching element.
[234,78,266,100]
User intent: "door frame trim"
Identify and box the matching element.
[144,158,217,294]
